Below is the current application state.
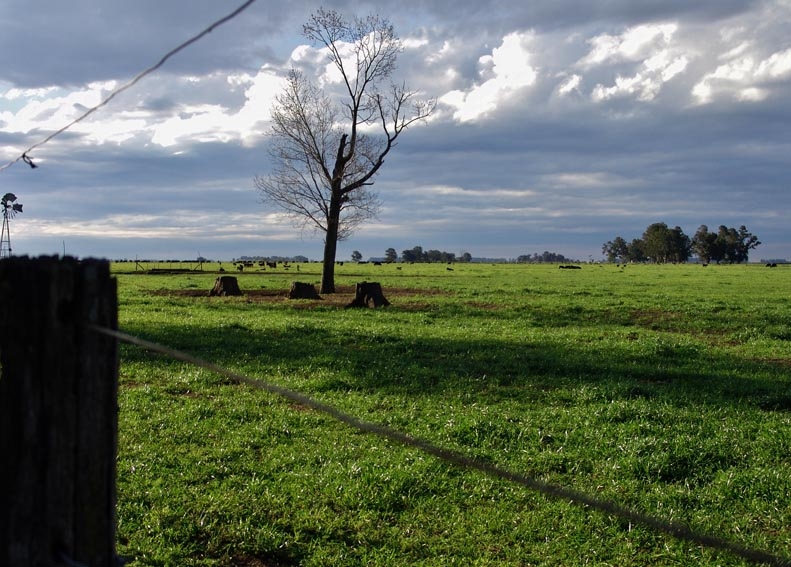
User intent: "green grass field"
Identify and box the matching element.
[115,262,791,566]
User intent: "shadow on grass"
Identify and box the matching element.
[119,320,791,413]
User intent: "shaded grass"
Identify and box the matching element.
[115,263,791,566]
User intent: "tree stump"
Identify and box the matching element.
[346,281,390,308]
[210,276,242,296]
[288,281,322,300]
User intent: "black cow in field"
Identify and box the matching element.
[559,265,582,270]
[767,263,778,268]
[266,261,277,269]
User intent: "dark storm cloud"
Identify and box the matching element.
[0,0,290,86]
[376,0,760,38]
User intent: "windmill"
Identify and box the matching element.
[1,192,23,259]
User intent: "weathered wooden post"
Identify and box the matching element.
[0,256,118,566]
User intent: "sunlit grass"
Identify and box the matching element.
[115,263,791,566]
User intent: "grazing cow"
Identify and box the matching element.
[446,267,454,271]
[767,263,778,268]
[267,261,277,269]
[559,265,582,270]
[373,261,382,266]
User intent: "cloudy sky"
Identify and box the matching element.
[1,0,789,262]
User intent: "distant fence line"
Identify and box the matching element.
[1,256,789,566]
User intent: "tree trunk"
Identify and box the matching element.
[210,276,242,296]
[320,188,343,294]
[346,281,390,308]
[288,281,322,299]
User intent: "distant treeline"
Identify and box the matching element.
[602,223,760,264]
[516,251,574,264]
[393,247,575,264]
[397,246,471,263]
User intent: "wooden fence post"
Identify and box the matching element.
[0,256,118,567]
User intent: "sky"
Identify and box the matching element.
[1,0,789,262]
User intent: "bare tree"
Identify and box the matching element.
[255,9,434,293]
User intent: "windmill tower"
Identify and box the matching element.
[1,192,23,259]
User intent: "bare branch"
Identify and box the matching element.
[256,9,435,290]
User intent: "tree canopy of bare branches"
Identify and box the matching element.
[255,9,434,293]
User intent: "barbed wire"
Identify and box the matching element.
[0,0,257,174]
[91,323,791,567]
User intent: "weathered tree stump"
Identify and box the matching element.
[288,281,322,299]
[346,281,390,308]
[210,275,242,296]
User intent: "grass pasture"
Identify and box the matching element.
[115,262,791,566]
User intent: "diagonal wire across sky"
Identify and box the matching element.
[0,0,257,174]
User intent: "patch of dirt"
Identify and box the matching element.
[151,285,451,309]
[761,357,791,368]
[464,301,502,310]
[630,308,683,330]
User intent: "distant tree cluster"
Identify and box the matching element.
[516,251,573,263]
[603,223,760,264]
[400,245,471,263]
[690,225,761,264]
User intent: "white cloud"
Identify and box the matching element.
[558,74,582,96]
[425,39,455,64]
[583,23,688,103]
[756,47,791,79]
[439,31,538,122]
[0,81,118,135]
[149,67,285,147]
[591,53,689,103]
[581,23,678,66]
[720,41,753,60]
[0,65,286,151]
[403,36,429,50]
[693,46,791,104]
[541,172,634,189]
